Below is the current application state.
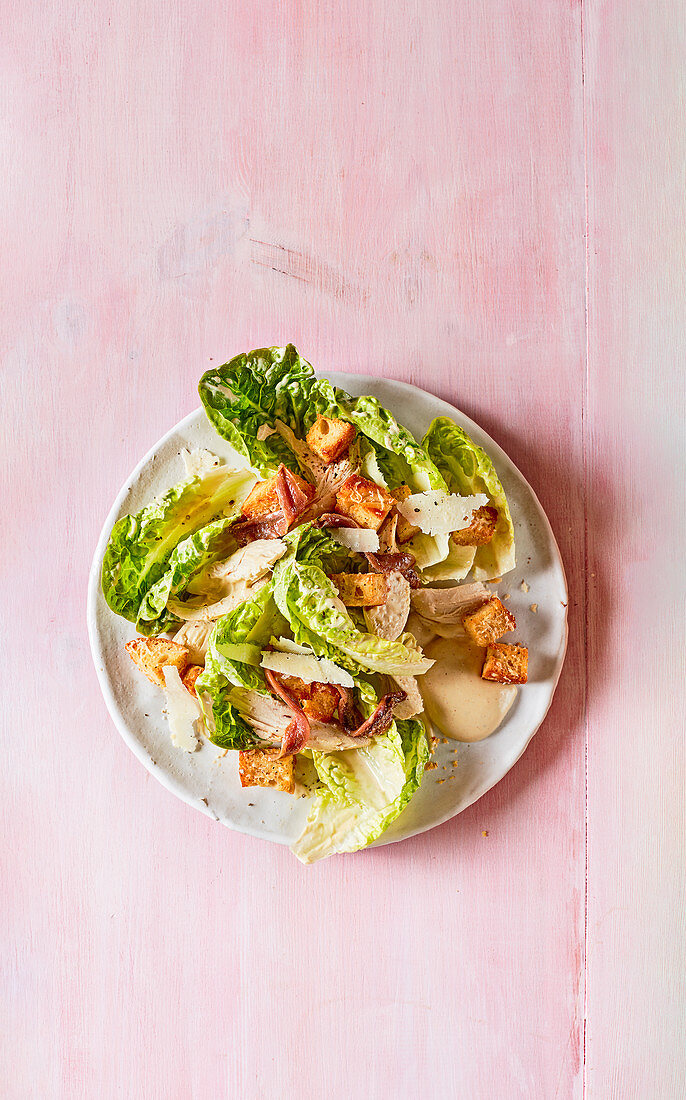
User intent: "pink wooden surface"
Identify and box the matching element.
[1,3,683,1098]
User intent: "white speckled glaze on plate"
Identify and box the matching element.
[87,374,568,850]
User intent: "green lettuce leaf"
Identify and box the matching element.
[291,715,429,863]
[273,525,433,677]
[135,516,238,634]
[198,345,447,495]
[198,345,320,477]
[101,466,255,629]
[422,416,515,579]
[333,392,447,492]
[195,586,288,750]
[198,584,285,697]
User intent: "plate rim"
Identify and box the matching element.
[87,374,569,849]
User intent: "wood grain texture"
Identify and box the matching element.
[584,3,686,1097]
[0,1,681,1098]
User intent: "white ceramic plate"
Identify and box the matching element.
[88,374,568,851]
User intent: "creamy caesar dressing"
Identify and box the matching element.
[420,637,517,742]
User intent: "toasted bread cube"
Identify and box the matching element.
[335,474,395,531]
[125,637,189,687]
[241,467,314,519]
[451,505,498,546]
[276,676,338,722]
[392,484,422,543]
[481,643,528,684]
[181,664,203,697]
[463,598,517,646]
[306,416,356,464]
[238,748,294,793]
[329,571,388,607]
[303,683,339,722]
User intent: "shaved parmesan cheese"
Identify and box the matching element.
[331,527,380,553]
[162,666,201,751]
[273,637,314,655]
[181,447,221,478]
[261,651,354,688]
[256,423,276,441]
[397,491,489,536]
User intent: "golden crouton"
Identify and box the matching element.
[481,643,528,685]
[125,637,189,687]
[329,571,389,607]
[181,664,203,697]
[303,683,340,722]
[278,676,340,723]
[463,598,517,646]
[241,467,314,519]
[238,748,294,793]
[451,504,498,546]
[306,416,356,464]
[335,474,395,531]
[392,484,422,544]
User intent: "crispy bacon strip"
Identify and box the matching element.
[264,668,311,756]
[336,685,363,731]
[365,551,421,589]
[274,464,313,528]
[313,513,360,529]
[347,690,407,739]
[231,510,287,546]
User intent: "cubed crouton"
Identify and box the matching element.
[303,683,340,722]
[451,504,498,546]
[481,643,528,684]
[329,571,389,607]
[392,484,422,543]
[125,637,189,687]
[335,474,395,530]
[463,598,517,646]
[241,467,314,519]
[278,676,339,722]
[181,664,203,697]
[238,748,294,793]
[306,416,356,464]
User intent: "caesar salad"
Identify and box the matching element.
[101,345,529,862]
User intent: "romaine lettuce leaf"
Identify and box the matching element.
[135,516,238,634]
[273,526,433,678]
[198,345,320,477]
[195,586,287,749]
[101,466,255,629]
[291,715,429,863]
[333,392,447,492]
[198,345,447,495]
[199,584,284,696]
[422,416,515,579]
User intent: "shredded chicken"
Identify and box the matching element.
[364,571,411,640]
[391,675,424,719]
[410,581,489,622]
[172,619,214,663]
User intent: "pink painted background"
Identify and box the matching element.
[1,2,683,1097]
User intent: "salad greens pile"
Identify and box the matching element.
[102,344,515,862]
